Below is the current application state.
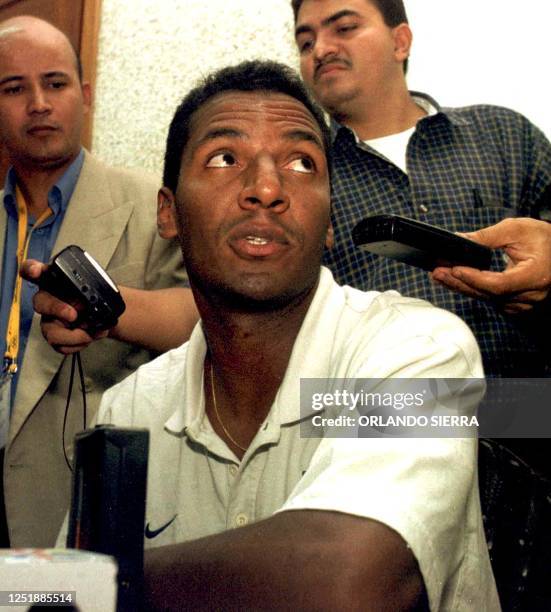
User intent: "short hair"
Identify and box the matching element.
[163,60,332,193]
[291,0,409,73]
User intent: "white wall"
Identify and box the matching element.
[92,0,551,174]
[405,0,550,138]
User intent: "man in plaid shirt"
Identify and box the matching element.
[292,0,551,379]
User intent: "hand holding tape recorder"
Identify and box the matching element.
[37,245,126,334]
[352,214,494,271]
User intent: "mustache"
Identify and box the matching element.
[314,57,350,80]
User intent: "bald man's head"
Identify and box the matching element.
[0,16,82,81]
[0,15,90,172]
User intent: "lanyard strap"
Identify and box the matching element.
[3,187,53,374]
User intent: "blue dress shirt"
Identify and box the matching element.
[0,149,85,403]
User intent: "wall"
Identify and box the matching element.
[405,0,549,138]
[92,0,551,174]
[92,0,297,175]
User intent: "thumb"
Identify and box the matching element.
[20,259,48,281]
[457,220,513,250]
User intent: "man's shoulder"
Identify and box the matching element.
[332,281,481,375]
[322,268,472,346]
[441,102,536,131]
[79,152,160,197]
[321,268,471,332]
[342,283,471,338]
[99,341,190,426]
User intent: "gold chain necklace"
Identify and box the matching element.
[209,363,247,452]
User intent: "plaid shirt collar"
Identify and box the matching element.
[330,91,473,143]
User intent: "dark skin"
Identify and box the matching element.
[157,91,334,457]
[201,287,315,458]
[143,90,426,610]
[144,511,426,611]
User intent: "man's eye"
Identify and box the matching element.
[337,24,357,34]
[49,81,67,89]
[286,157,315,173]
[206,153,237,168]
[298,39,314,54]
[2,86,23,95]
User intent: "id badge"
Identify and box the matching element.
[0,372,12,448]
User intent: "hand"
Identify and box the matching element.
[431,218,551,314]
[20,259,108,354]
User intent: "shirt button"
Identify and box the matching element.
[229,465,238,477]
[235,513,249,527]
[419,204,429,213]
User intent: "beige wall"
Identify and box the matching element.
[92,0,298,176]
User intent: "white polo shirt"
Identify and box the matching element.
[97,267,499,611]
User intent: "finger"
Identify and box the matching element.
[503,302,534,315]
[448,265,541,296]
[20,259,48,282]
[432,274,532,312]
[503,289,549,305]
[42,323,93,348]
[88,329,110,341]
[431,269,490,300]
[52,342,93,356]
[34,291,78,323]
[459,217,532,249]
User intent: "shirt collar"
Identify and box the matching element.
[3,167,19,218]
[2,148,85,219]
[411,91,473,128]
[164,268,342,439]
[164,324,208,435]
[330,90,473,143]
[54,148,85,213]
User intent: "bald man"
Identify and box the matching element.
[0,16,193,547]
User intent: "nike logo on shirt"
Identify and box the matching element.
[144,515,177,539]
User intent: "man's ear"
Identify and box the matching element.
[392,23,412,64]
[325,224,335,249]
[157,187,178,239]
[81,81,92,115]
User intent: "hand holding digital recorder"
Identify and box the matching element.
[38,245,126,334]
[352,214,493,272]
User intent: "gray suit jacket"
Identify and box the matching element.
[1,152,186,546]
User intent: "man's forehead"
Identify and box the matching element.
[188,90,323,140]
[296,0,369,27]
[0,24,76,73]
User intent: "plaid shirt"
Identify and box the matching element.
[324,94,551,377]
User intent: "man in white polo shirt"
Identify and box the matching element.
[94,60,499,611]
